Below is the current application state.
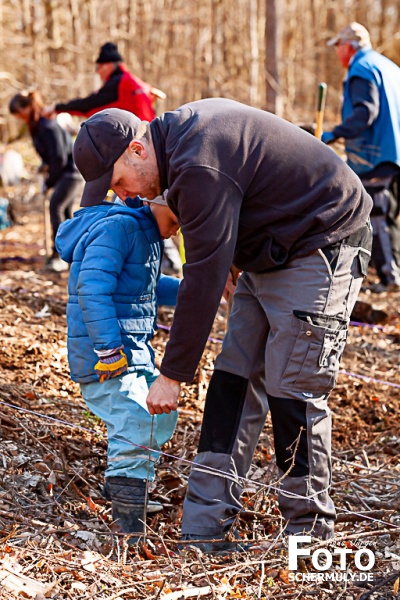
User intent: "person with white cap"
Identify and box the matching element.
[55,191,180,542]
[323,22,400,292]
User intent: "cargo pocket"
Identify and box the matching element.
[280,311,348,394]
[357,248,371,277]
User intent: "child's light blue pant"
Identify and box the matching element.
[80,371,178,480]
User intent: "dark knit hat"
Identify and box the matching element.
[96,42,123,64]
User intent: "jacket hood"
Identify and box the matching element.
[55,203,154,263]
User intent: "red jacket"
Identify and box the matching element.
[55,64,156,121]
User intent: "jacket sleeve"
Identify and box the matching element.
[40,125,69,189]
[55,78,119,116]
[129,89,155,122]
[156,273,181,306]
[332,77,380,139]
[76,218,130,352]
[159,167,242,382]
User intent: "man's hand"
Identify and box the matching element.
[147,374,181,415]
[94,349,128,383]
[321,131,336,145]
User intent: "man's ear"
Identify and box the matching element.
[128,139,147,159]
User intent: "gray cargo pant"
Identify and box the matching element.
[182,224,372,540]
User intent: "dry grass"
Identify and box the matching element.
[0,183,399,599]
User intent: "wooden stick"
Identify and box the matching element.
[43,192,52,261]
[315,82,327,140]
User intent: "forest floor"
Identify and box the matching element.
[0,154,399,599]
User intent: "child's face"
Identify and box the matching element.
[150,204,180,239]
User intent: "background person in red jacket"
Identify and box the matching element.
[45,42,161,122]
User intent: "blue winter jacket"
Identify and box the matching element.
[55,203,180,384]
[342,47,400,175]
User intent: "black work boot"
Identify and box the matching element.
[180,528,246,554]
[104,477,146,540]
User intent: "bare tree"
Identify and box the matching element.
[1,0,400,141]
[265,0,283,115]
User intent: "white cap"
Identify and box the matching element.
[327,22,371,48]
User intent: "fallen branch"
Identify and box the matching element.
[336,509,395,524]
[0,556,58,598]
[160,586,221,600]
[358,571,400,599]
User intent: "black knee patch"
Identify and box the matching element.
[198,370,248,454]
[268,395,309,477]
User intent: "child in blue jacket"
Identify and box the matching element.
[55,195,180,539]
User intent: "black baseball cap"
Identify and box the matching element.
[73,108,143,207]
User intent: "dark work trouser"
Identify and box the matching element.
[364,176,400,286]
[181,224,371,540]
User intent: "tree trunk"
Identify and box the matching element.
[249,0,259,106]
[265,0,283,115]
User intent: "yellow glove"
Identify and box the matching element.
[94,349,128,384]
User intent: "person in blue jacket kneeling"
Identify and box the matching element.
[56,193,180,541]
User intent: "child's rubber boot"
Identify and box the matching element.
[105,476,146,543]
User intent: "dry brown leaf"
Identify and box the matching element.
[393,577,399,594]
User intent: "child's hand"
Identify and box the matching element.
[94,349,128,383]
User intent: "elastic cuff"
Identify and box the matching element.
[94,344,124,358]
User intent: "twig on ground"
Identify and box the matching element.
[358,571,400,599]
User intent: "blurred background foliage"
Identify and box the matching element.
[0,0,399,141]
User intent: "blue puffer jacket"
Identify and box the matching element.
[55,203,180,383]
[342,47,400,175]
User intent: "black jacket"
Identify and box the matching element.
[150,98,372,381]
[32,117,77,189]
